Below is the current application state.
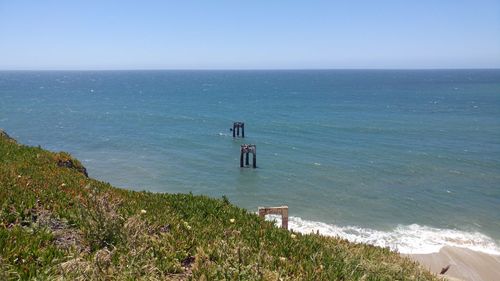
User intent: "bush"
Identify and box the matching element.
[79,188,124,252]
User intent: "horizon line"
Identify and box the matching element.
[1,67,499,72]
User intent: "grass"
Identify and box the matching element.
[0,130,439,280]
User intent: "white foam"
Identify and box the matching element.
[264,215,500,255]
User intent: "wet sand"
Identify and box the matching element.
[407,246,500,281]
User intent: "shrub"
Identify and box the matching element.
[79,188,124,252]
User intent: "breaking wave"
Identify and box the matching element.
[265,215,500,255]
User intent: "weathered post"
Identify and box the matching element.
[258,206,289,229]
[240,144,256,168]
[241,123,245,138]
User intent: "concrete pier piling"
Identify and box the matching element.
[232,122,245,138]
[240,144,256,168]
[258,206,289,229]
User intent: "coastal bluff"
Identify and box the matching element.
[0,129,438,280]
[0,129,14,142]
[0,129,88,177]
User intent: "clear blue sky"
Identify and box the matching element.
[1,0,499,69]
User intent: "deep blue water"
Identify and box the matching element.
[1,70,499,254]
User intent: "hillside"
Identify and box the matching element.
[0,130,437,280]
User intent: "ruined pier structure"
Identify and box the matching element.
[232,122,245,138]
[258,206,289,229]
[240,144,256,168]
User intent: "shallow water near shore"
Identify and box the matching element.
[1,69,499,254]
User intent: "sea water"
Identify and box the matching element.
[1,70,499,254]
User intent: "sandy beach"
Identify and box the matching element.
[407,246,500,281]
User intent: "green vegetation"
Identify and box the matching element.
[0,130,437,280]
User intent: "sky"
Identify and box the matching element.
[0,0,499,70]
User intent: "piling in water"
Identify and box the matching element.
[232,122,245,138]
[240,144,256,168]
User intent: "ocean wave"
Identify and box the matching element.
[264,215,500,255]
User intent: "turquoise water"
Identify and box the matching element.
[1,70,499,254]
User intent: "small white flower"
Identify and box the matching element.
[61,183,66,187]
[140,209,147,214]
[229,218,235,223]
[290,234,297,239]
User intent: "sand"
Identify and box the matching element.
[407,246,500,281]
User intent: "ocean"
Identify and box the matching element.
[1,69,499,254]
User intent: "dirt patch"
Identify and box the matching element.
[32,202,88,253]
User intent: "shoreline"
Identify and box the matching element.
[268,214,500,280]
[407,246,500,281]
